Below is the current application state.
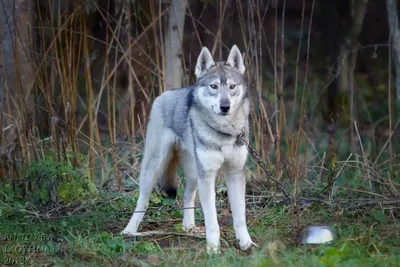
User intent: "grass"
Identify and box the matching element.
[1,188,399,266]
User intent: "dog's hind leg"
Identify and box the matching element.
[122,130,176,235]
[181,152,198,231]
[159,149,179,199]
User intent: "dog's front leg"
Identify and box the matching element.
[223,166,253,250]
[223,145,253,251]
[198,174,219,253]
[196,149,223,253]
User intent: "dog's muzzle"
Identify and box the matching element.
[220,100,230,114]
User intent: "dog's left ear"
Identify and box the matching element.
[226,45,245,74]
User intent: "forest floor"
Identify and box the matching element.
[1,189,399,266]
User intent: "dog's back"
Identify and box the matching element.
[141,86,196,197]
[153,87,194,139]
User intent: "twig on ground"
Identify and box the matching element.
[122,230,205,239]
[344,199,400,211]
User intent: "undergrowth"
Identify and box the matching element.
[0,154,97,216]
[1,184,399,266]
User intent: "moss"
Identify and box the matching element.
[56,174,97,205]
[14,153,98,206]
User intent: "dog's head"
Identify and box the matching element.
[195,45,247,116]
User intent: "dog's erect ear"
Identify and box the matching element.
[195,47,215,79]
[226,45,245,74]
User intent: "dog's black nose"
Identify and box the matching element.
[220,104,230,113]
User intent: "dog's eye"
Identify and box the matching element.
[210,84,218,89]
[229,84,236,89]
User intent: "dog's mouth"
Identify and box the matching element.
[212,105,230,116]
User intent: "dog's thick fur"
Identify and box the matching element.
[122,45,253,253]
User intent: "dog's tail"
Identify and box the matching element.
[159,150,179,199]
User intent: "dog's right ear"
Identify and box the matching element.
[195,47,215,79]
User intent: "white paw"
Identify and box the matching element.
[207,243,220,254]
[239,236,254,251]
[182,223,196,232]
[121,227,137,236]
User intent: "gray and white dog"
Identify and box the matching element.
[122,45,254,253]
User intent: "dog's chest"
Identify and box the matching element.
[215,116,245,137]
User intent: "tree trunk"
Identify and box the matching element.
[386,0,400,102]
[337,0,369,94]
[165,0,188,90]
[0,0,35,156]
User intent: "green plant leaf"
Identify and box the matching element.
[371,209,387,224]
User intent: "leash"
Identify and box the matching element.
[237,133,291,200]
